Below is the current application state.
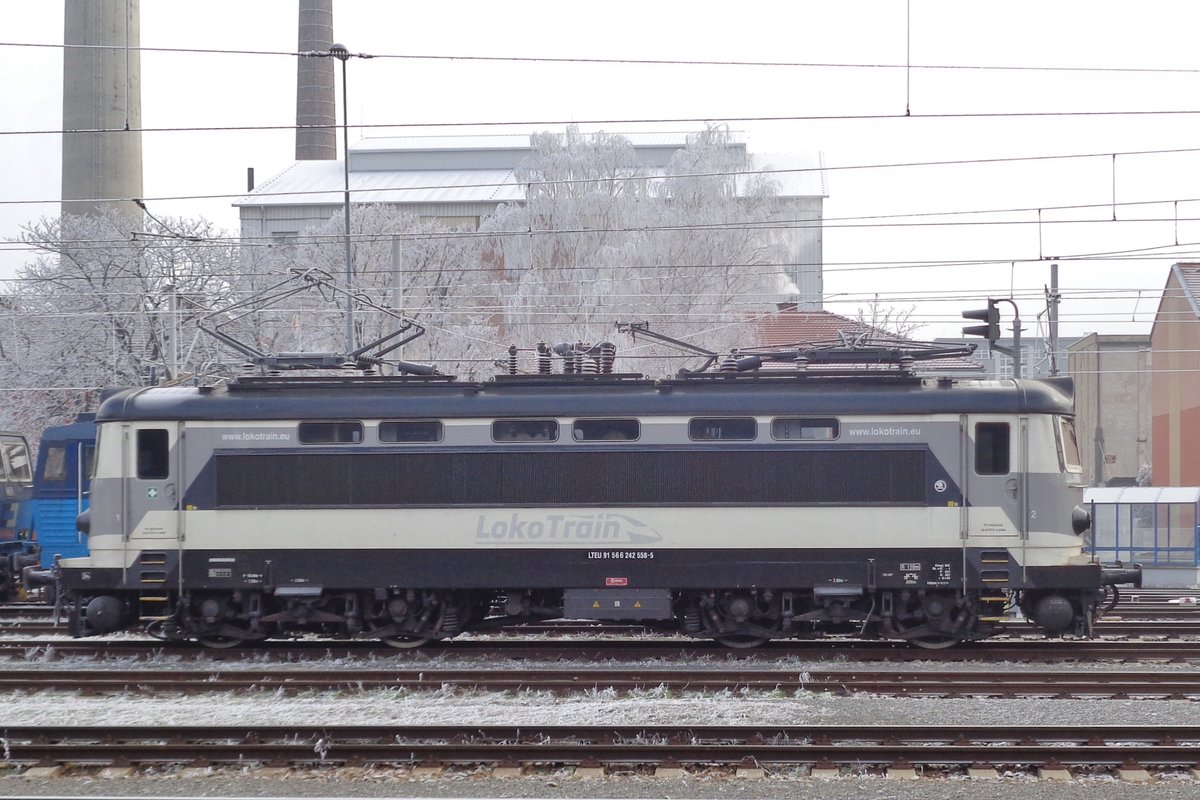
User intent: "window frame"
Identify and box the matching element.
[1056,416,1083,473]
[688,417,758,442]
[491,419,560,443]
[136,428,171,480]
[974,421,1011,476]
[298,421,364,445]
[42,445,68,482]
[379,420,444,444]
[770,417,840,441]
[571,418,641,442]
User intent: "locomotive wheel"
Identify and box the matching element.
[196,634,243,649]
[379,634,433,649]
[715,633,770,649]
[907,634,963,650]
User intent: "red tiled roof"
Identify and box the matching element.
[754,309,895,348]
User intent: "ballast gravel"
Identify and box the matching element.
[1,645,1198,798]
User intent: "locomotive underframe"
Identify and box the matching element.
[63,547,1107,648]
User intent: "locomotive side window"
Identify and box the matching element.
[380,420,443,443]
[83,445,96,480]
[493,419,559,442]
[689,417,757,441]
[772,417,839,441]
[42,446,67,481]
[0,436,31,483]
[974,422,1010,475]
[573,418,640,441]
[298,421,363,444]
[1057,417,1083,472]
[136,429,170,479]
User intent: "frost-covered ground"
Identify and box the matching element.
[1,637,1198,797]
[7,629,1200,673]
[1,685,1199,727]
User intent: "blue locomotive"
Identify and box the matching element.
[0,431,34,600]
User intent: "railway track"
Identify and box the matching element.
[4,636,1200,662]
[3,723,1199,777]
[2,613,1198,638]
[5,665,1200,699]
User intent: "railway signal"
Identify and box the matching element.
[962,298,1024,378]
[962,300,1001,343]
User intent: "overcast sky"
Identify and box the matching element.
[4,0,1200,340]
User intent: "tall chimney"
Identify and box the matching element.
[296,0,336,160]
[61,0,144,221]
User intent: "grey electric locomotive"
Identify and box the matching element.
[58,342,1139,649]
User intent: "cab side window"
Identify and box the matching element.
[137,429,170,480]
[0,436,31,483]
[42,446,67,482]
[975,422,1010,475]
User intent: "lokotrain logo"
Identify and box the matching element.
[475,511,663,545]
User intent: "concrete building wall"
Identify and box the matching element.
[1067,334,1152,486]
[61,0,143,220]
[1151,270,1200,485]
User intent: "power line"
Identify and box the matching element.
[8,40,1200,76]
[11,105,1200,141]
[7,145,1200,218]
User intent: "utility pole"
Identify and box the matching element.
[1047,263,1061,376]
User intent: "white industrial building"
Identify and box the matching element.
[235,133,828,308]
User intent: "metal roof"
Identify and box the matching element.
[236,133,826,209]
[1084,486,1200,504]
[1174,262,1200,318]
[235,161,524,208]
[98,373,1074,423]
[353,132,720,151]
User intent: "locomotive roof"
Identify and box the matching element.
[96,374,1076,422]
[38,415,97,444]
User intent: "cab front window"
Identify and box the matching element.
[1057,417,1083,473]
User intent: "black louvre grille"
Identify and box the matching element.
[215,448,927,508]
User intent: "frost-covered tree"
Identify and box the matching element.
[250,205,498,378]
[0,208,240,438]
[480,126,790,375]
[855,296,924,339]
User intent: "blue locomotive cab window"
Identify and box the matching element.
[42,446,67,482]
[0,436,31,483]
[298,421,363,444]
[689,417,757,441]
[573,419,640,441]
[975,422,1010,475]
[772,417,839,440]
[136,429,170,480]
[83,445,96,482]
[380,420,443,443]
[493,420,559,442]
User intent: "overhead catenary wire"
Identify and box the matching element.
[7,144,1200,209]
[12,106,1200,140]
[8,39,1200,76]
